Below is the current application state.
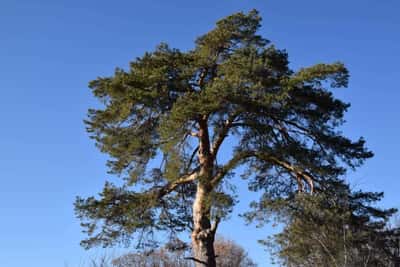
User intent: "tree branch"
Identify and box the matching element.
[210,151,314,193]
[211,216,221,233]
[211,113,238,158]
[189,132,199,137]
[186,146,199,172]
[198,116,212,170]
[211,151,255,186]
[264,154,314,194]
[184,257,209,265]
[157,168,200,199]
[198,68,208,89]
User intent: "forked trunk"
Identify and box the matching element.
[191,184,216,267]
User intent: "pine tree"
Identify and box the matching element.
[258,180,398,266]
[75,10,372,266]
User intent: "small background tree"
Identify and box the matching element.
[260,180,398,267]
[111,237,256,267]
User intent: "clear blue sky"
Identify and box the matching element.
[0,0,399,266]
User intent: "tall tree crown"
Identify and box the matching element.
[76,10,372,249]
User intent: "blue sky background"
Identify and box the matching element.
[0,0,399,266]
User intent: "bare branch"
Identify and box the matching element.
[184,257,209,265]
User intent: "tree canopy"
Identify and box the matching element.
[75,9,373,266]
[259,180,399,266]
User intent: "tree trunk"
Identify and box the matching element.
[191,183,216,267]
[191,117,216,266]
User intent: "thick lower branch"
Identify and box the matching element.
[156,168,199,199]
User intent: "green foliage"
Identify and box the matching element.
[259,180,398,266]
[76,9,373,251]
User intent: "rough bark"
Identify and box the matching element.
[191,184,216,267]
[190,117,217,267]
